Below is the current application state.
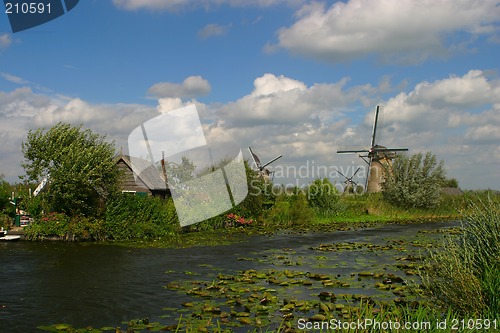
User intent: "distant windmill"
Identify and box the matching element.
[248,147,283,182]
[337,106,408,193]
[337,167,361,193]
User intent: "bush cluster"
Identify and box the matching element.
[383,152,445,209]
[104,194,178,240]
[225,213,253,226]
[264,191,314,228]
[25,195,179,241]
[306,178,340,215]
[0,214,12,230]
[24,212,91,241]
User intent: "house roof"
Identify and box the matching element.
[116,154,167,191]
[440,187,464,196]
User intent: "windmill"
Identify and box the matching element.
[337,167,361,193]
[337,106,408,193]
[248,147,282,182]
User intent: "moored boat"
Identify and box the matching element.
[0,228,21,241]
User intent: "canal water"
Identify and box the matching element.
[0,221,458,332]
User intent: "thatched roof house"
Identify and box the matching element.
[115,154,170,198]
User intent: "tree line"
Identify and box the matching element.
[0,122,461,238]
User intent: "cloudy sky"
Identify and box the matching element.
[1,0,499,190]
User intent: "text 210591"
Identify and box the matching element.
[5,2,51,14]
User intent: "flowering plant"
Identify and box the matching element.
[40,212,69,224]
[226,213,253,226]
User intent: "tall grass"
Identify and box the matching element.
[420,195,500,318]
[40,303,487,333]
[168,303,482,333]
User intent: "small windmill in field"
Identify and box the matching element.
[337,106,408,193]
[337,167,362,193]
[248,147,282,182]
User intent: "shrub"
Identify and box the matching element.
[264,192,314,228]
[104,194,178,240]
[67,216,105,241]
[421,196,500,317]
[289,192,314,226]
[383,152,445,209]
[306,178,340,215]
[225,213,253,227]
[264,194,290,227]
[0,175,12,214]
[181,160,268,232]
[235,161,267,218]
[24,212,70,240]
[0,214,12,230]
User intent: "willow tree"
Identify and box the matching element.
[21,123,119,217]
[382,152,446,209]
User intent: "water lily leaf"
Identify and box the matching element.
[309,314,326,321]
[239,317,252,325]
[54,324,71,330]
[319,302,330,313]
[235,312,250,317]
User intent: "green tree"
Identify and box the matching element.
[21,123,119,217]
[443,177,459,188]
[166,156,196,185]
[0,174,12,213]
[382,152,445,209]
[306,178,340,214]
[0,175,14,229]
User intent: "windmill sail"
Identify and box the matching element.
[248,147,283,182]
[261,154,283,169]
[248,147,262,168]
[371,106,380,148]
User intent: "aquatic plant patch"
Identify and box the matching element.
[37,223,468,332]
[154,236,442,331]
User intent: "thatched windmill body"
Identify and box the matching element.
[337,106,408,193]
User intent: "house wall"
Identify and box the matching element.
[116,159,152,195]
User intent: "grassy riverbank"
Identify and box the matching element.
[117,191,474,249]
[22,190,484,245]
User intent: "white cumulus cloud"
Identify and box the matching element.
[275,0,500,63]
[218,73,369,128]
[0,33,11,49]
[381,70,500,133]
[1,70,499,189]
[198,23,231,39]
[148,76,211,99]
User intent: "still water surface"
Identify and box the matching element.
[0,221,457,332]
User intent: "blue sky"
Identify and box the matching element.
[1,0,499,190]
